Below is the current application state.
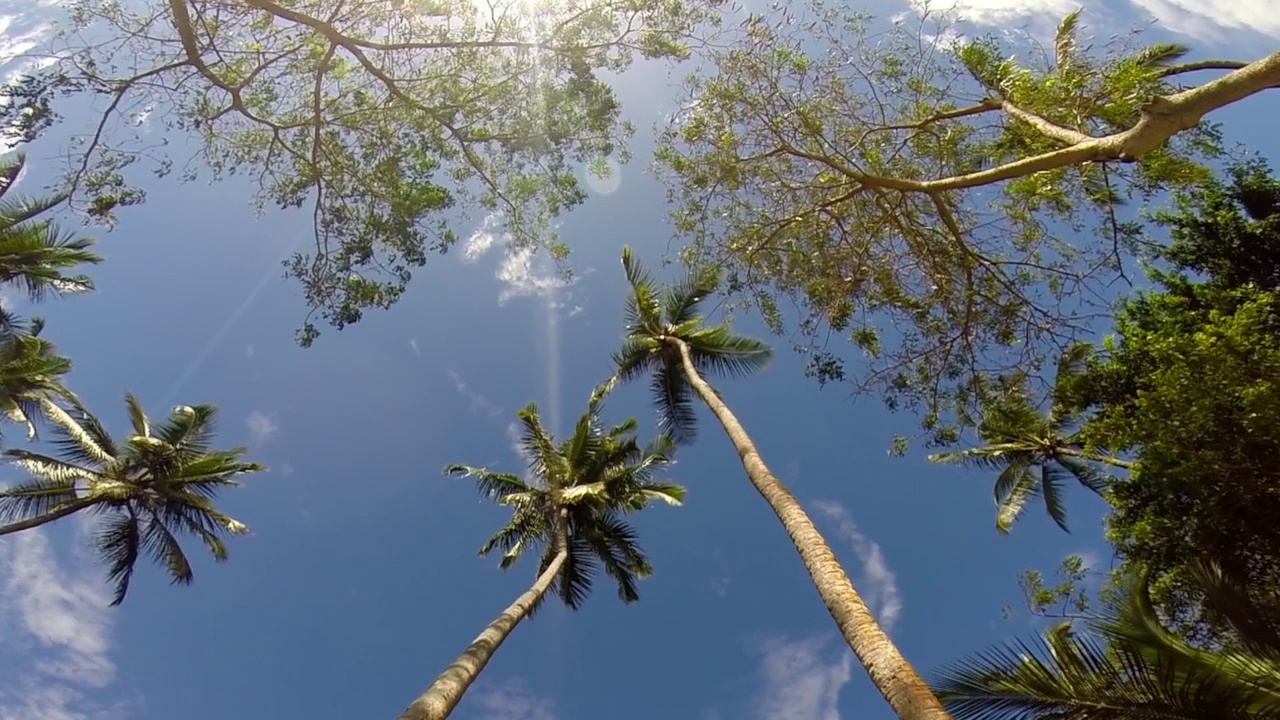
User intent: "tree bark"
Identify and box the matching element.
[397,545,568,720]
[0,497,97,537]
[670,337,953,720]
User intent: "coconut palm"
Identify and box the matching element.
[931,559,1280,720]
[0,316,75,444]
[611,247,952,720]
[0,153,101,333]
[398,382,685,720]
[0,393,264,605]
[928,343,1132,534]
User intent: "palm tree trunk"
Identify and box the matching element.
[0,497,97,536]
[670,338,952,720]
[397,548,569,720]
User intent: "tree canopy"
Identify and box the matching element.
[655,1,1280,427]
[1076,158,1280,645]
[3,0,721,345]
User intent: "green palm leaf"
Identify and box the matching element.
[932,561,1280,720]
[450,384,685,614]
[0,393,261,604]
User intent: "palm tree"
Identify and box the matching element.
[611,247,953,720]
[928,343,1132,534]
[0,392,264,605]
[398,383,685,720]
[0,153,102,333]
[0,316,75,444]
[931,560,1280,720]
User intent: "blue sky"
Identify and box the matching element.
[0,1,1277,719]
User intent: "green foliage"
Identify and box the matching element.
[0,394,264,605]
[11,0,723,346]
[1078,158,1280,645]
[656,4,1225,429]
[612,246,771,444]
[0,153,102,333]
[446,384,684,610]
[928,344,1125,534]
[934,561,1280,720]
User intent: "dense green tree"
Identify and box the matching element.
[932,560,1280,720]
[398,383,684,720]
[929,343,1128,534]
[0,393,264,605]
[1,0,721,346]
[611,247,952,720]
[0,153,101,333]
[1077,158,1280,645]
[655,2,1279,423]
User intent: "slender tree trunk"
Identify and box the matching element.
[0,497,97,537]
[670,338,952,720]
[397,542,569,720]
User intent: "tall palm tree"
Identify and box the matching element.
[0,153,101,333]
[398,383,685,720]
[611,247,953,720]
[931,560,1280,720]
[0,316,75,444]
[0,393,264,605]
[928,343,1132,534]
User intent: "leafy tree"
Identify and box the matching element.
[1078,158,1280,645]
[932,560,1280,720]
[0,317,75,444]
[0,153,101,333]
[928,344,1128,534]
[399,383,684,720]
[0,393,264,605]
[3,0,721,346]
[655,2,1279,425]
[611,246,951,720]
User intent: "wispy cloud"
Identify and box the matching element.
[448,370,504,420]
[0,530,135,720]
[751,635,853,720]
[468,677,558,720]
[496,248,572,305]
[409,339,421,357]
[245,410,279,445]
[812,500,903,633]
[462,213,503,263]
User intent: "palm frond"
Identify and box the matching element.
[685,325,773,379]
[94,512,142,607]
[141,512,194,586]
[620,246,663,330]
[1054,9,1082,72]
[651,362,698,445]
[0,475,81,523]
[995,464,1039,534]
[516,403,561,486]
[1039,463,1072,533]
[445,464,533,503]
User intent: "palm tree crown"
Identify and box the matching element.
[0,316,74,444]
[0,153,101,333]
[446,383,685,609]
[0,393,264,605]
[612,246,771,444]
[931,560,1280,720]
[928,344,1124,533]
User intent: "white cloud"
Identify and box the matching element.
[245,343,256,358]
[467,677,557,720]
[448,370,504,420]
[496,248,571,305]
[463,214,504,263]
[811,500,903,634]
[752,636,853,720]
[409,339,421,357]
[0,530,131,720]
[245,410,279,445]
